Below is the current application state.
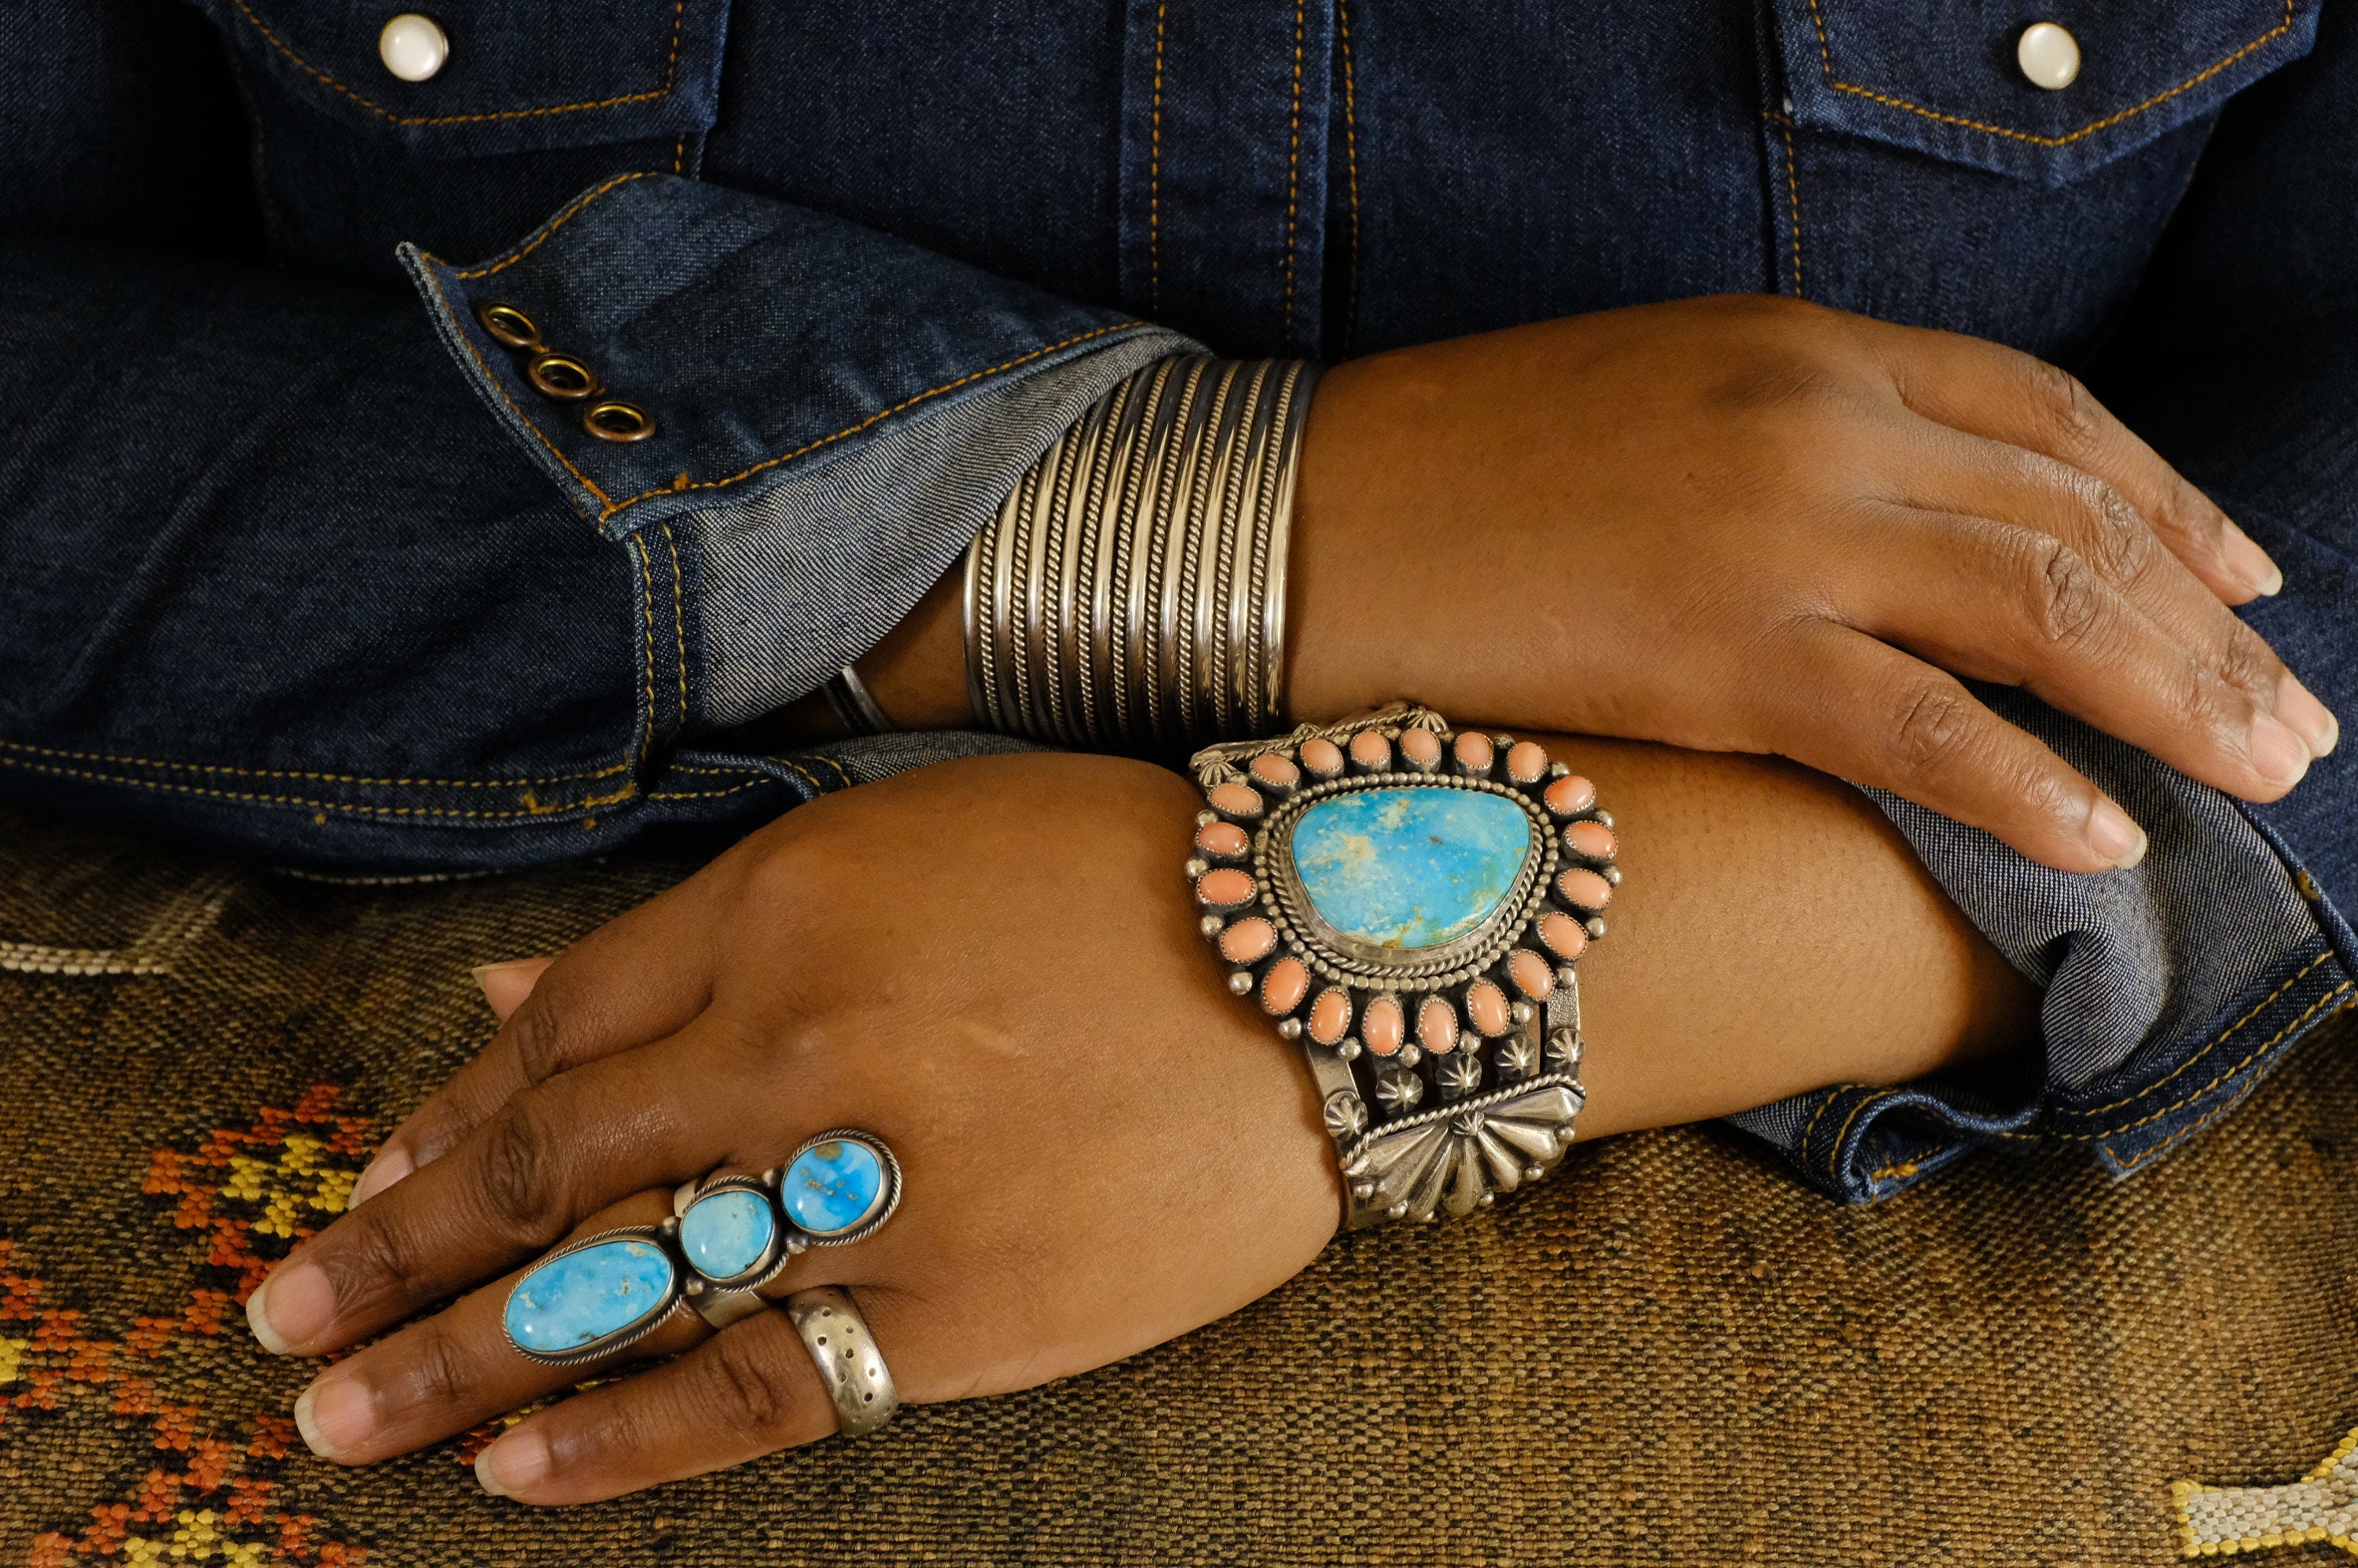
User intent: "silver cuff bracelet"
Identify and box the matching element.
[964,354,1318,755]
[1186,704,1607,1228]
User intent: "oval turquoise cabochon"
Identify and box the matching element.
[1287,788,1532,950]
[680,1188,777,1282]
[505,1236,677,1354]
[781,1140,886,1236]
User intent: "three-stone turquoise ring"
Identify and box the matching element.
[501,1129,903,1368]
[1188,705,1605,1229]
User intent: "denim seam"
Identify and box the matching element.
[595,321,1156,516]
[0,754,637,819]
[1764,111,1805,296]
[410,261,617,512]
[1150,0,1167,314]
[1800,0,2296,148]
[224,0,689,127]
[2066,982,2356,1153]
[1335,0,1362,354]
[2070,947,2337,1117]
[2106,997,2357,1172]
[630,533,659,765]
[1824,1088,1896,1177]
[447,171,661,281]
[659,520,691,724]
[0,739,628,789]
[648,778,782,801]
[1283,0,1307,344]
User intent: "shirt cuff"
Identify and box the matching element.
[1729,684,2354,1202]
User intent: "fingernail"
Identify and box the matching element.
[347,1147,413,1210]
[294,1371,376,1461]
[477,1429,550,1498]
[2250,713,2312,791]
[2277,676,2340,759]
[245,1261,335,1356]
[2220,520,2283,597]
[2084,797,2148,870]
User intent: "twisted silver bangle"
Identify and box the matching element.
[964,355,1318,754]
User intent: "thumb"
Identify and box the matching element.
[472,957,556,1022]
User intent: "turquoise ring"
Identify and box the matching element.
[501,1129,902,1367]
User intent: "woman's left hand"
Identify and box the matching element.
[241,751,1342,1504]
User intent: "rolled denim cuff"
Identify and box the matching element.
[402,172,1200,728]
[1730,685,2354,1203]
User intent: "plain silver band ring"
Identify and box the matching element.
[784,1285,899,1438]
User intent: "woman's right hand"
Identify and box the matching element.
[1287,293,2338,872]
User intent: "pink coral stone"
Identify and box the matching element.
[1564,819,1616,860]
[1308,987,1352,1045]
[1349,730,1391,770]
[1261,957,1310,1015]
[1556,868,1613,911]
[1417,996,1460,1054]
[1544,774,1597,817]
[1508,948,1556,1001]
[1249,751,1301,789]
[1196,868,1255,908]
[1399,728,1442,769]
[1218,917,1276,964]
[1453,731,1495,773]
[1300,737,1346,777]
[1538,912,1588,962]
[1208,781,1265,819]
[1507,740,1549,784]
[1465,979,1512,1037]
[1196,821,1251,860]
[1362,995,1405,1056]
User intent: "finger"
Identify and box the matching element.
[1872,326,2284,604]
[473,1289,885,1504]
[1849,507,2316,802]
[1768,621,2147,873]
[291,1188,709,1466]
[476,958,555,1023]
[1897,428,2338,758]
[252,1024,744,1355]
[351,887,718,1209]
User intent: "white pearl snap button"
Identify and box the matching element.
[378,13,450,83]
[2017,21,2081,90]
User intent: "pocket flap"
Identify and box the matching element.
[1772,0,2319,184]
[207,0,729,159]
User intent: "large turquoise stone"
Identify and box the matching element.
[505,1236,676,1355]
[1289,787,1532,950]
[781,1140,886,1236]
[680,1188,777,1281]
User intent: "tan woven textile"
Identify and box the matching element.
[1,798,2352,1566]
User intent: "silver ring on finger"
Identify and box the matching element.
[784,1285,899,1438]
[501,1129,902,1365]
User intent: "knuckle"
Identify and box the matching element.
[2027,539,2107,652]
[2073,480,2154,583]
[474,1097,565,1242]
[1886,681,1980,777]
[319,1207,422,1318]
[2030,358,2105,451]
[503,988,577,1087]
[703,1328,813,1445]
[2214,621,2284,700]
[399,1322,480,1409]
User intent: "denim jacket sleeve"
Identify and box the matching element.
[1728,0,2358,1202]
[0,0,1188,872]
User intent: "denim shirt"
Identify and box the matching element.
[2,0,2352,1202]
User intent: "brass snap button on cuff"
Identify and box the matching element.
[584,401,656,442]
[476,303,541,351]
[527,351,599,402]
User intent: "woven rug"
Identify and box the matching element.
[2,797,2353,1566]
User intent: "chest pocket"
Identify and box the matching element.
[203,0,730,158]
[1771,0,2321,185]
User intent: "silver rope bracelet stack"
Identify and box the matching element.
[964,354,1319,753]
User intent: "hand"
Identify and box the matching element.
[240,740,2035,1503]
[1287,294,2339,872]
